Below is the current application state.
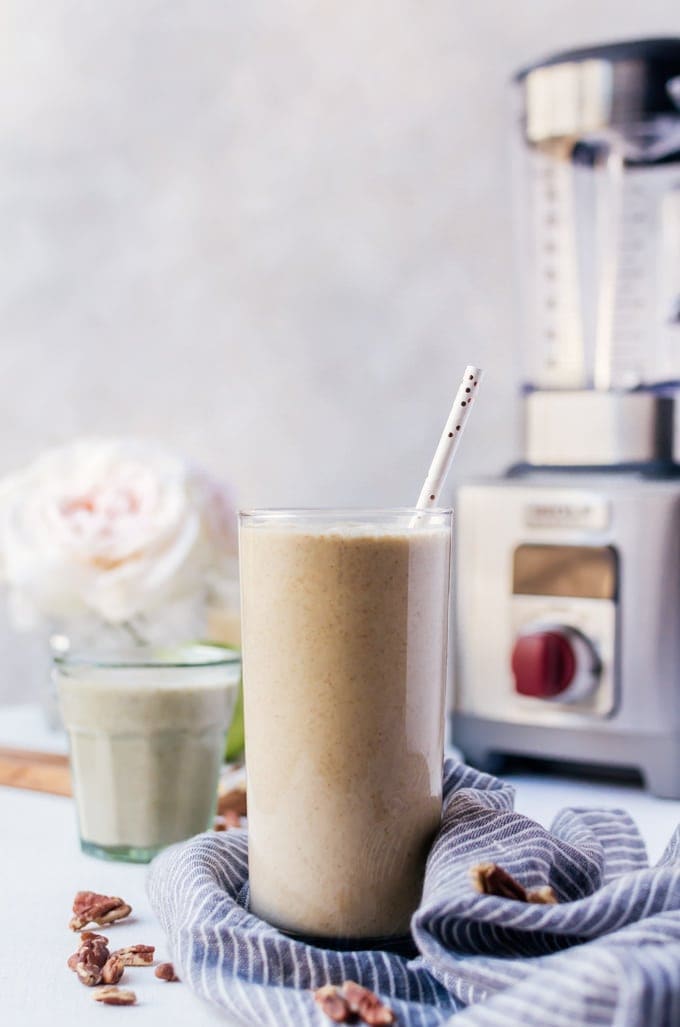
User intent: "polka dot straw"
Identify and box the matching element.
[416,365,483,509]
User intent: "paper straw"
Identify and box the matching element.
[416,365,483,509]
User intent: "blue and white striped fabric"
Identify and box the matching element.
[147,759,680,1026]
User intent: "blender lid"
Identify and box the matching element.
[516,37,680,145]
[517,37,680,81]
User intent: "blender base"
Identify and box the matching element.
[452,713,680,800]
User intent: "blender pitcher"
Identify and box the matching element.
[515,38,680,398]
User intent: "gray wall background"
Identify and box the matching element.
[1,1,679,702]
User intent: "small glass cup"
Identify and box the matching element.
[55,644,241,863]
[240,508,452,947]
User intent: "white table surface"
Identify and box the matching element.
[2,704,679,1027]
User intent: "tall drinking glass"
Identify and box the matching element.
[239,508,452,945]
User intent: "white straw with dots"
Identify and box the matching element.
[416,365,483,509]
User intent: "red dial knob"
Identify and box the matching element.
[511,630,576,698]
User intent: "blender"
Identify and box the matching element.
[453,38,680,798]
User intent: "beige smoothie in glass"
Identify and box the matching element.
[239,509,452,943]
[56,645,241,862]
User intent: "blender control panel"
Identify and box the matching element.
[510,544,618,715]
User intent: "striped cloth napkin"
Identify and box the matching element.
[147,759,680,1026]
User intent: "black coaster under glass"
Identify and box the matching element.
[278,928,417,958]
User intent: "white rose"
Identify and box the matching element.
[0,438,236,629]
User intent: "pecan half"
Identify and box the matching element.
[93,987,137,1006]
[470,863,558,904]
[313,984,352,1022]
[470,862,528,901]
[69,891,132,931]
[111,944,155,967]
[81,931,109,944]
[343,981,396,1025]
[69,936,110,974]
[216,787,247,818]
[155,962,179,982]
[527,885,558,905]
[76,962,103,987]
[101,956,125,985]
[84,938,110,965]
